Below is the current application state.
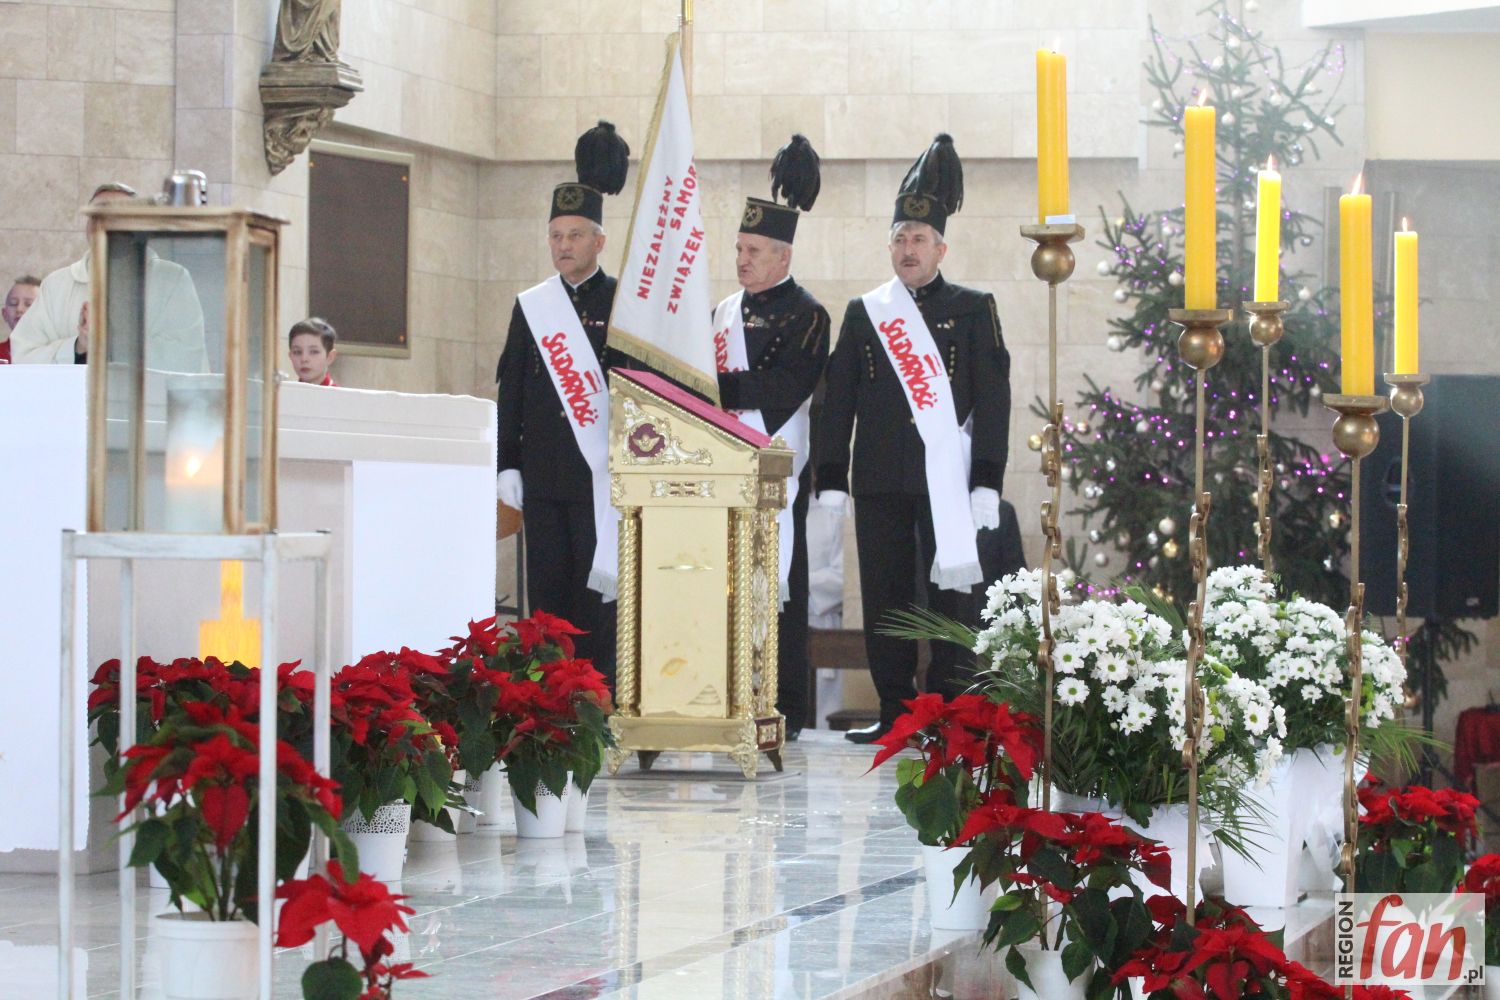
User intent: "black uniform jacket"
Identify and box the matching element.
[715,276,831,438]
[816,272,1010,498]
[496,269,622,503]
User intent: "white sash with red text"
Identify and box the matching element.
[861,277,980,592]
[712,290,811,607]
[518,275,619,601]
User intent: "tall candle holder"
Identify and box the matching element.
[1020,221,1084,814]
[1245,300,1289,577]
[1323,392,1389,901]
[1383,373,1428,675]
[1169,306,1233,922]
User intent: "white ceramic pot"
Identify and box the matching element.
[921,843,995,931]
[458,770,481,833]
[564,776,589,832]
[1121,803,1210,905]
[1295,744,1365,895]
[512,783,567,839]
[1220,757,1304,908]
[1014,946,1088,1000]
[1485,964,1500,1000]
[152,912,258,1000]
[478,765,515,832]
[341,801,411,882]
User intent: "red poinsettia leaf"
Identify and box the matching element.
[200,784,250,848]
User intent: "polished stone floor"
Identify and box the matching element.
[1,734,1003,1000]
[1,734,1475,999]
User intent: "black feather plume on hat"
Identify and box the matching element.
[899,133,963,217]
[575,120,630,196]
[769,134,820,212]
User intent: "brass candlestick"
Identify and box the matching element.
[1384,373,1428,677]
[1170,306,1233,923]
[1245,300,1289,577]
[1324,392,1389,902]
[1020,222,1085,814]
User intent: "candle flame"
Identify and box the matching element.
[1051,37,1062,53]
[1265,154,1277,172]
[1350,171,1365,196]
[1196,89,1211,107]
[185,455,203,479]
[1400,216,1411,232]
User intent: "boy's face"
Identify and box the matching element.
[290,332,335,383]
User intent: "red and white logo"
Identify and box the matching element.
[540,332,600,426]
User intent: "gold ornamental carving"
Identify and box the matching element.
[650,480,714,499]
[620,397,712,466]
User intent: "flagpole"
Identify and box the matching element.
[680,0,694,105]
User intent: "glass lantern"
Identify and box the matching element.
[84,203,287,534]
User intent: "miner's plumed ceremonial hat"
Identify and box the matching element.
[891,133,963,236]
[550,120,630,224]
[739,133,821,244]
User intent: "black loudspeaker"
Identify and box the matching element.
[1359,374,1500,619]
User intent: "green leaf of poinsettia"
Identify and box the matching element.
[301,957,363,1000]
[127,818,168,869]
[1062,939,1095,984]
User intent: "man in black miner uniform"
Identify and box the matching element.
[497,121,630,685]
[712,134,830,740]
[815,134,1011,744]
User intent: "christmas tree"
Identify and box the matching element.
[1064,0,1347,606]
[1057,1,1474,703]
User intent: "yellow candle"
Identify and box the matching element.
[1035,49,1069,222]
[1393,223,1419,374]
[1338,175,1374,395]
[1183,103,1217,310]
[1253,157,1281,302]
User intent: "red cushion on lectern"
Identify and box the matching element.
[611,368,773,449]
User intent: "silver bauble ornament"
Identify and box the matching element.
[1060,464,1075,482]
[1298,286,1312,302]
[1094,551,1111,567]
[1089,529,1103,543]
[1097,259,1112,276]
[1168,271,1184,287]
[1147,531,1160,546]
[1151,97,1164,112]
[1150,378,1165,393]
[1149,556,1161,569]
[1226,36,1240,49]
[1158,516,1177,536]
[1107,334,1126,351]
[1105,458,1118,472]
[1173,140,1185,154]
[1135,419,1150,434]
[1310,385,1322,398]
[1222,112,1236,126]
[1113,288,1129,303]
[1245,0,1259,10]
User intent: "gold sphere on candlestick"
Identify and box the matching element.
[1030,241,1077,285]
[1246,301,1289,348]
[1386,374,1430,420]
[1177,327,1225,371]
[1330,410,1381,460]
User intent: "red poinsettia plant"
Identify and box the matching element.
[1460,853,1500,966]
[435,612,614,817]
[327,655,456,826]
[102,700,355,922]
[276,860,427,1000]
[954,788,1169,995]
[1114,895,1412,1000]
[869,692,1043,847]
[1355,776,1478,894]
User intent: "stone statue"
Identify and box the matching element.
[259,0,361,174]
[272,0,341,63]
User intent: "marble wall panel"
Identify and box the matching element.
[0,4,51,80]
[114,10,175,85]
[47,5,116,82]
[17,80,85,157]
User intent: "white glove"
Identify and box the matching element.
[497,469,524,510]
[970,487,1000,530]
[815,490,850,515]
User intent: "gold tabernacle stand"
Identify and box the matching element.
[605,368,792,778]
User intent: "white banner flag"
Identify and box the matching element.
[609,34,719,403]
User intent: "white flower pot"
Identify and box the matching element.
[458,770,480,833]
[1295,744,1366,894]
[1014,946,1088,1000]
[478,765,516,831]
[152,912,258,1000]
[512,783,567,839]
[341,801,411,882]
[1485,965,1500,1000]
[564,776,589,832]
[921,844,995,931]
[1121,803,1209,905]
[1220,757,1304,908]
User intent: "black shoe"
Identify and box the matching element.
[844,721,892,744]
